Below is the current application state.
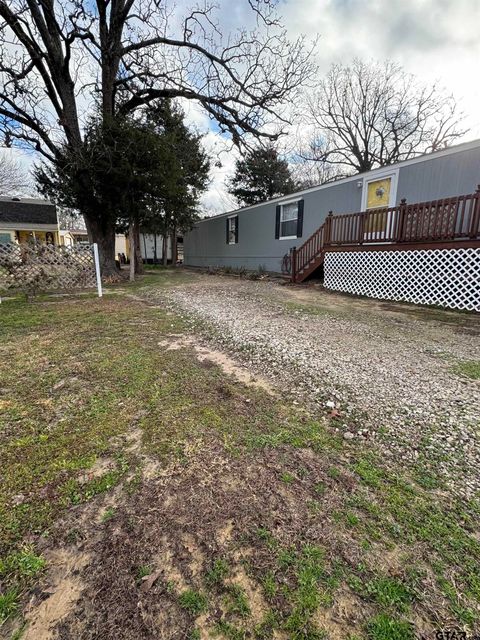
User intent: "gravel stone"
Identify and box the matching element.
[145,275,480,499]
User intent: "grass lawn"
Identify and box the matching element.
[0,271,479,639]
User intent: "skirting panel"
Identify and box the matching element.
[324,247,480,312]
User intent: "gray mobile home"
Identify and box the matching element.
[184,139,480,275]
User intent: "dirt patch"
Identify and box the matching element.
[158,335,196,351]
[23,549,90,640]
[51,441,373,639]
[153,538,189,591]
[217,519,234,546]
[158,334,274,393]
[123,425,162,480]
[78,457,115,485]
[194,345,274,393]
[182,533,204,579]
[18,427,459,640]
[313,588,366,639]
[226,566,267,624]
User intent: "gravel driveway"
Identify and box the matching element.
[147,273,480,498]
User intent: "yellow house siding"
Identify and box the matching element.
[15,229,59,244]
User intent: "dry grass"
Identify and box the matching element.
[0,271,479,639]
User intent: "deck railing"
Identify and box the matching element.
[292,188,480,280]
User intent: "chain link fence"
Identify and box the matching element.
[0,242,102,298]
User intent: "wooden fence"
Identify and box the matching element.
[0,242,102,298]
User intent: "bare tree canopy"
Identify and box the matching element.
[300,59,467,175]
[0,0,315,272]
[0,0,315,160]
[0,153,30,195]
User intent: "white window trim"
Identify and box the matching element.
[279,199,299,240]
[227,214,237,245]
[360,168,399,211]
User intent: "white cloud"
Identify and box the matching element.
[280,0,480,135]
[193,0,480,214]
[5,0,478,212]
[198,131,239,215]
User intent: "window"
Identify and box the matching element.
[276,200,303,239]
[0,233,12,244]
[226,215,238,244]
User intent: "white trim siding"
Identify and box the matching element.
[360,167,399,211]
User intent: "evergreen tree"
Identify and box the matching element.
[229,146,296,207]
[141,100,210,263]
[36,116,165,275]
[36,102,210,275]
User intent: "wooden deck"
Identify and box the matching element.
[290,188,480,283]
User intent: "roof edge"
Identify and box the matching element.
[197,137,480,223]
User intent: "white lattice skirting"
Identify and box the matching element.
[324,247,480,312]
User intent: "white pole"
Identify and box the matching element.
[93,243,103,298]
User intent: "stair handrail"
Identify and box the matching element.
[292,211,332,278]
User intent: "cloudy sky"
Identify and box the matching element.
[5,0,480,212]
[195,0,480,214]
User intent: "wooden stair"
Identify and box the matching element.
[291,214,332,283]
[295,251,325,282]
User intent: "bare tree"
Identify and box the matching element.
[57,207,85,230]
[300,59,467,176]
[0,0,316,274]
[0,153,30,195]
[290,155,342,189]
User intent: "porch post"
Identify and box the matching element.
[398,198,407,242]
[325,211,333,246]
[469,185,480,238]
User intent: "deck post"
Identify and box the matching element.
[358,212,366,244]
[469,186,480,238]
[325,211,333,246]
[397,198,407,242]
[291,246,297,282]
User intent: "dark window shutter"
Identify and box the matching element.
[235,216,239,244]
[226,218,229,244]
[296,200,304,238]
[275,205,281,239]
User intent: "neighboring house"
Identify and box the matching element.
[0,196,59,245]
[138,232,173,263]
[60,229,89,246]
[116,232,179,264]
[184,139,480,311]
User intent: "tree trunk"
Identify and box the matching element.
[162,234,168,266]
[84,214,117,277]
[172,227,178,265]
[153,235,157,264]
[129,222,135,282]
[133,224,144,275]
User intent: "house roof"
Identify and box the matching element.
[59,229,88,235]
[0,197,57,225]
[198,137,480,223]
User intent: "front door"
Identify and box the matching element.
[364,176,393,241]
